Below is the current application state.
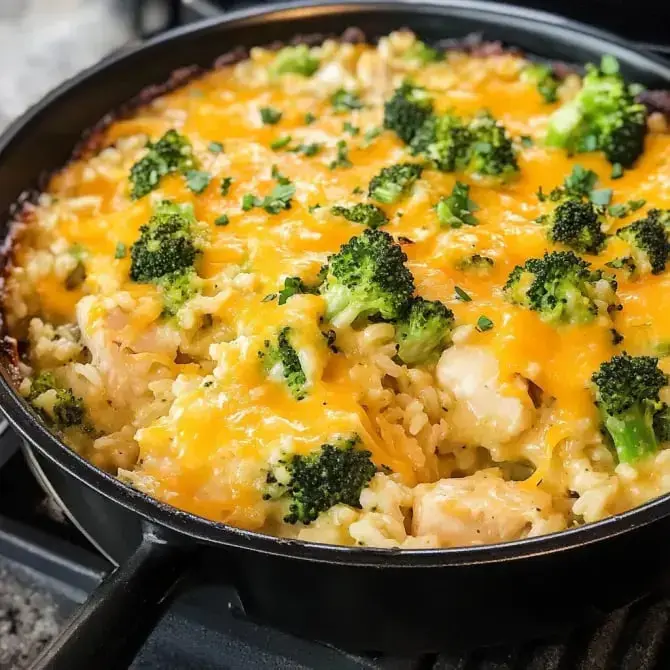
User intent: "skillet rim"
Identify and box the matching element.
[2,0,670,568]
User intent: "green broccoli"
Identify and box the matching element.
[29,372,84,428]
[320,228,415,327]
[545,56,647,167]
[465,112,519,180]
[383,82,434,145]
[436,181,479,228]
[331,203,389,229]
[259,327,307,400]
[129,130,196,200]
[269,45,320,77]
[395,297,454,365]
[410,113,473,173]
[592,353,668,462]
[368,163,423,204]
[504,251,618,325]
[521,63,560,104]
[264,435,377,524]
[130,201,201,282]
[404,40,442,65]
[542,197,606,254]
[158,269,200,317]
[616,209,670,276]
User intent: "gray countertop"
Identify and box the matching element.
[0,0,131,132]
[0,3,132,666]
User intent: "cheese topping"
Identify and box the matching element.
[4,31,670,548]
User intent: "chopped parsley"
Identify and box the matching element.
[476,315,494,332]
[185,170,211,194]
[520,135,534,148]
[270,135,292,151]
[454,286,472,302]
[343,121,360,136]
[304,112,317,125]
[362,126,382,146]
[214,214,229,226]
[114,242,127,259]
[271,165,290,184]
[436,182,479,228]
[611,163,624,179]
[208,141,224,154]
[329,140,352,169]
[331,89,364,112]
[220,177,233,196]
[589,188,613,206]
[260,107,283,125]
[292,143,322,157]
[608,199,646,218]
[243,182,296,215]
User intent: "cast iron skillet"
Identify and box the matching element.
[1,1,670,668]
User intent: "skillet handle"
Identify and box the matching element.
[29,531,193,670]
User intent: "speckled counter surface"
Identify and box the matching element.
[0,3,130,666]
[0,0,130,132]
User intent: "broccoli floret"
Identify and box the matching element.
[504,251,618,325]
[29,372,85,428]
[269,45,319,77]
[130,201,201,282]
[264,435,377,524]
[465,112,519,180]
[543,197,606,254]
[410,113,473,172]
[616,209,670,276]
[368,163,423,204]
[521,63,560,103]
[404,40,442,64]
[158,269,199,317]
[277,276,321,305]
[383,82,434,145]
[320,228,415,327]
[129,130,196,200]
[331,203,389,229]
[592,353,668,462]
[545,56,647,167]
[395,297,454,365]
[436,181,479,228]
[259,327,307,400]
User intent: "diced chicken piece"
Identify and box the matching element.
[412,470,566,547]
[436,345,534,448]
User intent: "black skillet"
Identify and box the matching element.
[0,2,669,668]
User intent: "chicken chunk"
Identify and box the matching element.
[412,470,566,547]
[436,345,534,449]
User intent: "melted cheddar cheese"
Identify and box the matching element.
[4,31,670,548]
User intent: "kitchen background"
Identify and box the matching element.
[1,1,670,669]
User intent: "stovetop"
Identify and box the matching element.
[2,0,670,668]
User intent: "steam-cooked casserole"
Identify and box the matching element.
[4,32,670,548]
